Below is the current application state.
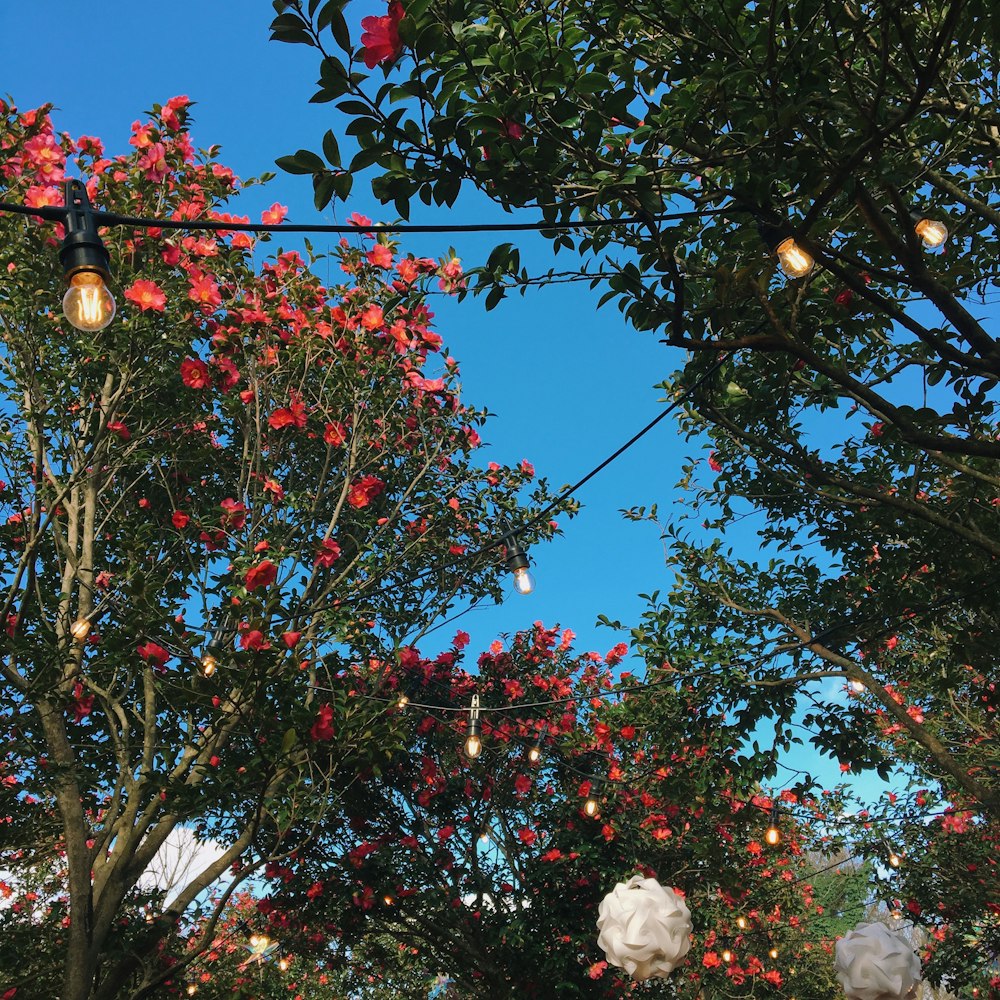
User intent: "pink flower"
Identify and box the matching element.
[437,257,465,293]
[360,1,405,69]
[261,202,288,225]
[870,422,885,438]
[708,452,723,472]
[367,244,393,268]
[220,498,247,530]
[125,278,167,312]
[139,142,169,183]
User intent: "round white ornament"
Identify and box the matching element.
[596,875,692,981]
[834,922,921,1000]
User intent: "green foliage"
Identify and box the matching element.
[278,0,1000,990]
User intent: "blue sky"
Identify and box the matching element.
[1,1,892,798]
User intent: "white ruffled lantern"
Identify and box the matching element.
[834,922,922,1000]
[596,875,692,980]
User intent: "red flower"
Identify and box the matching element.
[347,475,385,509]
[268,392,308,430]
[360,1,405,69]
[180,357,210,389]
[708,451,723,472]
[314,538,342,568]
[541,848,562,862]
[517,827,537,846]
[702,951,722,969]
[310,704,336,741]
[137,641,170,669]
[187,269,222,311]
[282,631,302,649]
[323,421,348,447]
[124,279,167,312]
[239,629,268,651]
[71,681,94,723]
[106,420,131,441]
[245,559,277,591]
[220,498,247,530]
[171,510,190,529]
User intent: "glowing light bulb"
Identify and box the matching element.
[479,830,491,844]
[527,744,542,764]
[584,796,599,818]
[849,679,865,693]
[464,734,482,759]
[775,238,814,279]
[765,825,782,847]
[464,695,482,759]
[186,985,197,997]
[397,694,409,710]
[199,652,218,678]
[512,566,535,596]
[278,957,290,972]
[70,617,92,643]
[256,934,270,949]
[383,894,395,906]
[888,849,902,868]
[62,270,116,332]
[721,948,734,964]
[249,934,260,948]
[735,916,748,931]
[914,217,948,249]
[768,947,779,960]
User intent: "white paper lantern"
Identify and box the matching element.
[834,922,921,1000]
[596,875,693,981]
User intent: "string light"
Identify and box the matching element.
[768,946,779,960]
[910,210,949,249]
[887,846,903,868]
[278,957,290,972]
[70,593,115,644]
[185,984,198,997]
[464,695,482,760]
[583,779,602,818]
[721,946,735,964]
[765,807,782,847]
[735,915,749,930]
[199,626,227,678]
[397,694,410,710]
[758,221,815,279]
[59,179,116,332]
[527,742,542,764]
[504,535,535,596]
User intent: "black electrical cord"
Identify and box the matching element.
[0,199,736,235]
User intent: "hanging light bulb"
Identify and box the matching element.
[504,534,536,595]
[735,915,748,931]
[849,679,865,693]
[721,947,735,964]
[59,179,116,332]
[278,957,290,973]
[759,221,814,279]
[248,934,260,948]
[464,694,483,759]
[70,617,92,643]
[397,693,410,709]
[186,984,198,997]
[887,847,903,868]
[583,778,602,818]
[910,211,949,249]
[200,626,226,678]
[527,742,542,764]
[383,893,395,906]
[768,946,779,960]
[479,828,491,844]
[764,807,782,847]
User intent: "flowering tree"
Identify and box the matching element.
[0,99,563,1000]
[217,623,857,999]
[272,0,1000,988]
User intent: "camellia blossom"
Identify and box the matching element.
[137,641,170,670]
[360,1,405,69]
[310,704,336,741]
[323,421,348,447]
[180,357,210,388]
[124,279,167,312]
[347,475,385,509]
[314,538,342,568]
[245,559,278,591]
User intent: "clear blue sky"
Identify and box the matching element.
[1,1,890,798]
